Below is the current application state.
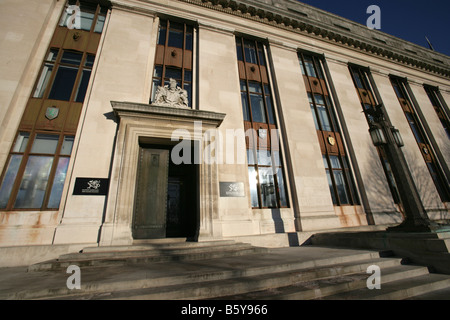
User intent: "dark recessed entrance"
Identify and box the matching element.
[132,142,198,240]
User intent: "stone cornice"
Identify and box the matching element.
[111,101,226,126]
[177,0,450,79]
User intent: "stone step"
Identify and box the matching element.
[59,242,254,261]
[9,248,390,300]
[215,264,430,300]
[406,286,450,300]
[28,241,268,272]
[44,255,404,300]
[321,273,450,300]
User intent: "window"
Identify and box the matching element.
[151,19,194,107]
[0,133,74,210]
[349,65,401,205]
[299,53,359,206]
[390,77,450,202]
[59,1,107,33]
[33,49,95,102]
[424,86,450,140]
[236,36,288,209]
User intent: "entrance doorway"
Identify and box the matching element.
[132,144,198,240]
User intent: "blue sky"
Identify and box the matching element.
[297,0,450,57]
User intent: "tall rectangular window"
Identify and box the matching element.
[424,85,450,140]
[298,53,359,206]
[0,1,107,211]
[151,19,194,107]
[236,36,288,209]
[390,77,450,202]
[349,65,402,206]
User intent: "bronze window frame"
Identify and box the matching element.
[348,65,402,206]
[390,77,450,202]
[151,19,194,107]
[424,85,450,140]
[298,53,360,206]
[236,36,289,209]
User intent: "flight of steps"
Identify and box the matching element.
[27,239,267,272]
[3,239,450,300]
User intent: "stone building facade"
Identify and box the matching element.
[0,0,449,265]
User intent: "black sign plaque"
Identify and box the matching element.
[219,182,245,198]
[73,178,109,196]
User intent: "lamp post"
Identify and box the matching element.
[365,104,441,233]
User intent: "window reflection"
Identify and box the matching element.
[14,156,54,209]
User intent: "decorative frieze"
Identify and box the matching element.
[177,0,450,79]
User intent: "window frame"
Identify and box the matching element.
[0,131,74,211]
[151,19,195,107]
[299,52,360,206]
[236,36,289,209]
[348,65,402,206]
[390,76,450,202]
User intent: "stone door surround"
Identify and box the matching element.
[99,101,226,245]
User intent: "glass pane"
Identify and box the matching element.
[304,57,317,78]
[46,49,59,62]
[31,134,59,154]
[0,155,22,208]
[183,82,192,107]
[14,156,54,209]
[47,157,70,208]
[94,14,105,33]
[273,150,281,167]
[266,96,275,124]
[168,23,183,48]
[248,82,262,94]
[259,167,277,208]
[75,69,91,102]
[329,156,341,169]
[154,65,163,78]
[240,80,247,92]
[236,38,243,61]
[244,40,257,64]
[80,11,95,31]
[33,63,53,98]
[276,168,288,207]
[250,94,266,123]
[352,70,364,89]
[317,105,332,131]
[326,170,337,205]
[13,132,30,153]
[151,79,161,103]
[257,150,272,166]
[248,167,259,207]
[158,22,167,45]
[61,51,82,66]
[185,26,193,51]
[299,58,306,75]
[84,54,95,67]
[406,113,425,144]
[61,136,74,155]
[257,43,265,66]
[310,104,320,130]
[241,92,250,121]
[184,70,192,82]
[334,170,350,205]
[59,10,69,27]
[247,149,256,165]
[48,65,78,101]
[165,67,182,81]
[322,155,329,169]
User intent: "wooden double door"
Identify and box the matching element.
[132,146,198,239]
